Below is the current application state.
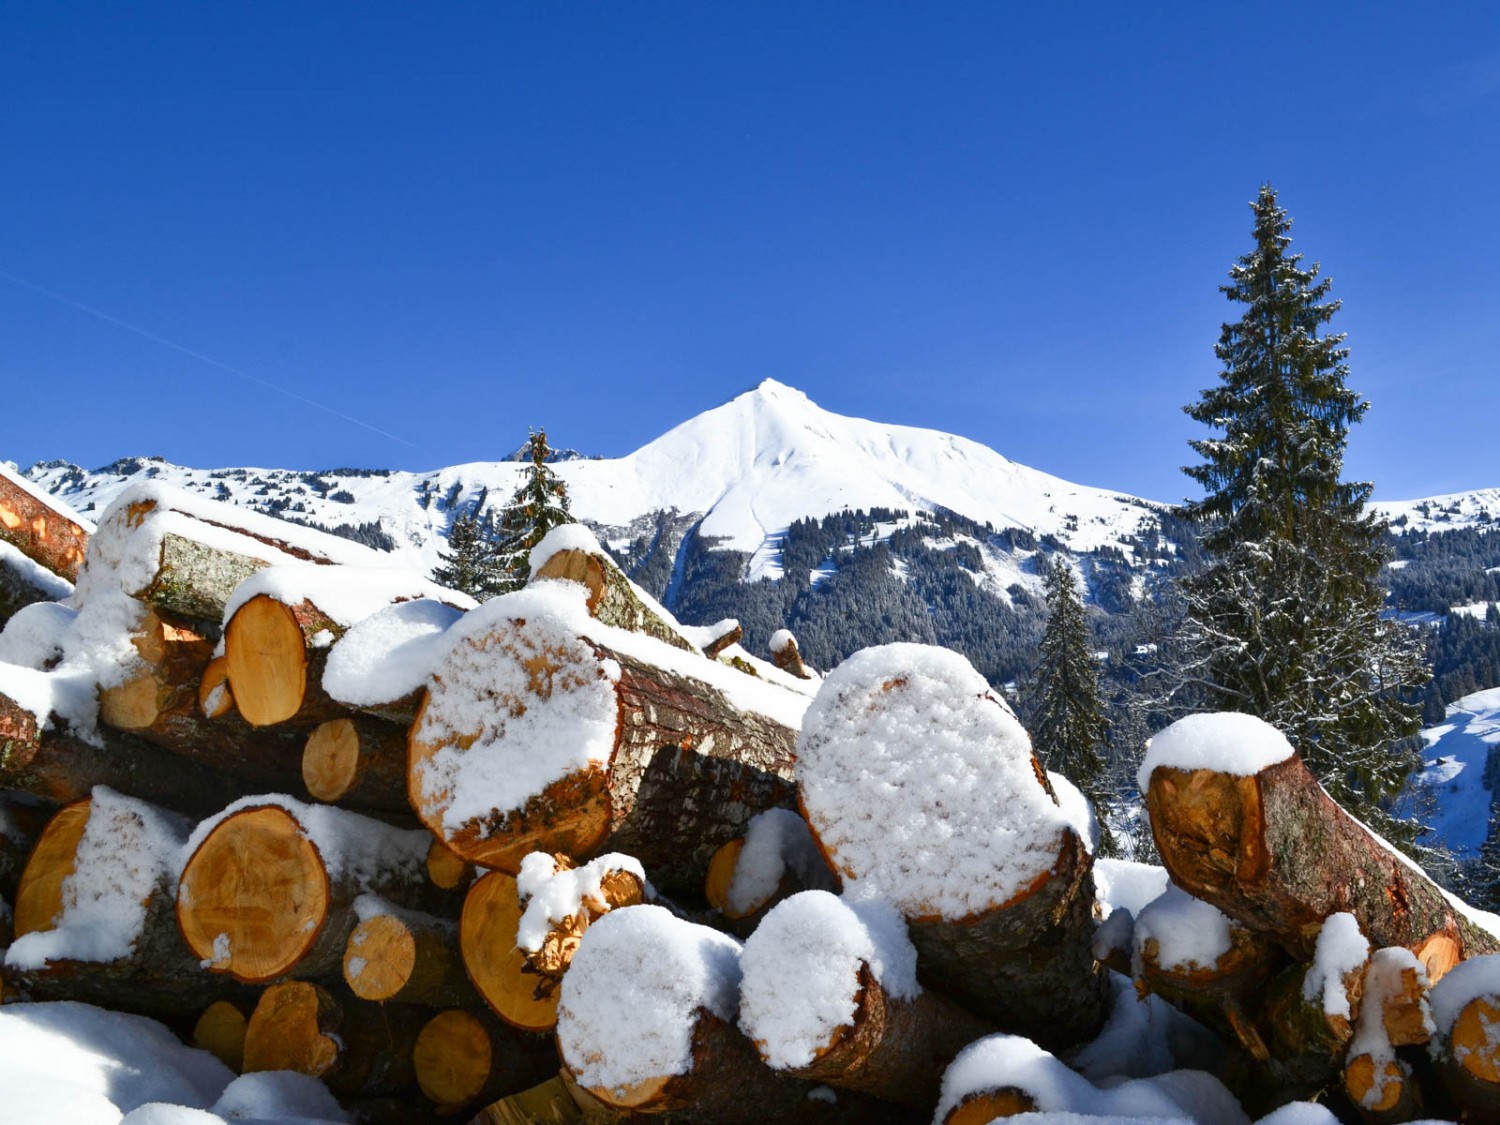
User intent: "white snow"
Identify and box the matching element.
[1094,858,1171,920]
[1409,687,1500,858]
[796,643,1071,920]
[724,807,837,916]
[556,905,742,1097]
[528,522,616,575]
[1429,951,1500,1038]
[6,788,189,971]
[738,891,918,1070]
[1349,947,1432,1108]
[321,597,467,708]
[1301,913,1369,1021]
[769,628,796,655]
[514,851,649,953]
[1050,771,1100,856]
[1138,712,1294,793]
[1132,884,1233,974]
[221,563,473,629]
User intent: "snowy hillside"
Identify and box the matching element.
[1376,489,1500,535]
[22,380,1162,584]
[1413,687,1500,858]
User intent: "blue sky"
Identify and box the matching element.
[2,4,1496,503]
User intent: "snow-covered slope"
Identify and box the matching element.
[1375,489,1500,535]
[1412,687,1500,858]
[22,380,1162,582]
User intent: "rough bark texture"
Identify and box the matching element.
[0,471,90,583]
[904,831,1108,1052]
[302,716,411,813]
[0,554,65,626]
[1145,757,1500,965]
[145,530,273,636]
[533,546,698,653]
[410,630,799,894]
[702,622,743,661]
[1135,924,1285,1062]
[777,962,991,1107]
[0,692,248,816]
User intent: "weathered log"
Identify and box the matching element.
[556,906,824,1123]
[796,645,1106,1050]
[4,791,236,1018]
[193,998,251,1072]
[1142,713,1500,967]
[460,870,560,1033]
[0,687,247,816]
[0,464,90,583]
[97,607,214,733]
[739,891,990,1107]
[769,629,812,680]
[413,1008,557,1113]
[0,545,72,627]
[1341,947,1435,1123]
[242,979,424,1097]
[408,583,802,891]
[513,852,648,1001]
[176,797,431,983]
[343,896,476,1008]
[530,533,698,653]
[701,620,743,661]
[302,716,411,813]
[1259,912,1369,1061]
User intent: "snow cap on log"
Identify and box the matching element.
[1303,912,1370,1023]
[321,597,467,712]
[1132,883,1235,975]
[1137,711,1294,793]
[556,905,741,1099]
[738,890,918,1070]
[514,851,648,955]
[222,563,473,633]
[796,643,1069,920]
[709,807,837,920]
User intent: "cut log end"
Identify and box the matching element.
[426,838,474,891]
[413,1009,492,1110]
[199,655,235,720]
[193,1000,249,1072]
[344,913,415,1002]
[461,871,559,1033]
[703,838,746,917]
[242,981,340,1079]
[13,799,91,938]
[225,595,309,727]
[177,805,330,982]
[303,718,363,803]
[1452,995,1500,1083]
[1344,1053,1417,1119]
[943,1089,1039,1124]
[1144,765,1269,897]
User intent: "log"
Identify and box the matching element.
[0,686,247,816]
[408,582,802,891]
[469,1072,633,1124]
[701,620,743,661]
[739,891,991,1106]
[302,716,411,813]
[224,593,349,728]
[193,998,251,1072]
[556,906,822,1123]
[242,979,424,1097]
[795,645,1107,1050]
[1343,1054,1424,1125]
[460,870,560,1033]
[704,807,838,931]
[4,790,234,1018]
[412,1008,557,1113]
[513,852,648,1001]
[198,655,234,720]
[1142,713,1500,966]
[427,838,476,893]
[1426,953,1500,1118]
[343,896,476,1008]
[1341,948,1435,1123]
[176,796,431,983]
[0,795,52,902]
[0,545,72,626]
[769,630,812,680]
[0,464,90,583]
[1259,912,1369,1061]
[530,533,699,653]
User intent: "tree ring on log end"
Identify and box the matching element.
[303,718,361,803]
[944,1088,1039,1123]
[1453,996,1500,1083]
[414,1009,492,1109]
[460,870,559,1032]
[225,595,308,727]
[1145,766,1268,896]
[177,805,331,982]
[242,980,340,1078]
[13,799,91,937]
[344,913,415,1002]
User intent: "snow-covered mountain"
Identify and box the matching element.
[23,379,1164,583]
[1412,687,1500,859]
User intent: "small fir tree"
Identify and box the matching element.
[1027,557,1116,854]
[494,428,575,593]
[431,511,507,600]
[1173,185,1427,844]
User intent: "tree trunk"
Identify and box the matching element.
[412,1008,557,1114]
[532,544,699,653]
[224,594,349,727]
[1144,756,1500,967]
[0,467,90,583]
[302,716,411,814]
[176,799,431,983]
[460,871,560,1033]
[409,615,800,894]
[343,899,476,1008]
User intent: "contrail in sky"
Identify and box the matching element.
[0,267,416,448]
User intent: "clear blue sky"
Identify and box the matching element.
[2,3,1496,503]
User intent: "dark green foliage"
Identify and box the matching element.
[492,429,576,593]
[1421,611,1500,723]
[1387,527,1500,614]
[1174,185,1427,844]
[431,512,508,599]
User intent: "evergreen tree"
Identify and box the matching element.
[494,428,575,593]
[431,511,507,600]
[1026,557,1115,853]
[1173,185,1427,843]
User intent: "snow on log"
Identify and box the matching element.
[769,629,813,680]
[301,716,410,814]
[1341,947,1434,1121]
[3,790,231,1017]
[698,619,743,661]
[460,869,560,1033]
[1132,883,1284,1061]
[0,675,246,816]
[529,524,699,652]
[341,895,475,1008]
[1141,712,1500,969]
[241,979,424,1098]
[412,1008,557,1114]
[0,463,91,584]
[738,890,990,1106]
[556,905,818,1122]
[321,596,468,724]
[175,795,431,983]
[223,565,472,728]
[0,540,73,626]
[795,643,1106,1049]
[931,1033,1250,1124]
[513,851,648,1000]
[704,807,839,929]
[1430,953,1500,1117]
[1259,912,1370,1064]
[408,582,803,889]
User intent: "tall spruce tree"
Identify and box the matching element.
[1027,556,1115,853]
[431,511,507,600]
[494,428,575,593]
[1174,185,1427,844]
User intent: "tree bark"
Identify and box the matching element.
[409,620,799,894]
[1145,756,1500,966]
[0,468,90,583]
[0,553,68,627]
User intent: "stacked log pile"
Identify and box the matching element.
[5,479,1500,1123]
